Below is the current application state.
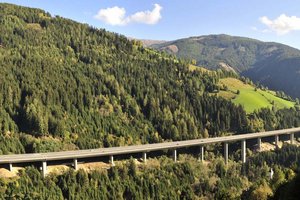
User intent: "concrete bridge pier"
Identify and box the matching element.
[290,133,294,144]
[142,152,147,163]
[275,135,279,148]
[241,140,246,163]
[8,163,13,172]
[173,149,177,162]
[110,155,115,166]
[42,161,47,178]
[224,143,228,164]
[257,138,262,151]
[73,158,78,170]
[198,146,204,162]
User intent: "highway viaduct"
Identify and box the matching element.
[0,127,300,177]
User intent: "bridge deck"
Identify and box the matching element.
[0,127,299,164]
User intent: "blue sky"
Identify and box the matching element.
[1,0,300,49]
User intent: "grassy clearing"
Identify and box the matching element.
[188,64,212,73]
[218,78,295,113]
[258,90,295,109]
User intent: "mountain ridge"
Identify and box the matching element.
[149,34,300,98]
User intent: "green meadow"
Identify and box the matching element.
[218,78,295,113]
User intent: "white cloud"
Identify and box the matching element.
[94,6,127,26]
[259,14,300,35]
[94,4,162,26]
[128,4,162,25]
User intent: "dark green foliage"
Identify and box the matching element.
[250,108,300,131]
[273,172,300,200]
[241,144,300,199]
[247,144,300,170]
[0,134,24,154]
[4,167,64,199]
[0,161,197,200]
[0,3,255,153]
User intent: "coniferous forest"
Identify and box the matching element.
[0,3,300,199]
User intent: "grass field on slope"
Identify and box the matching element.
[218,78,295,113]
[188,64,211,73]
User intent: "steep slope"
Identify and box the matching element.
[243,57,300,98]
[1,3,300,155]
[151,35,300,98]
[0,3,252,153]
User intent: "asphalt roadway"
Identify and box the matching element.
[0,127,299,164]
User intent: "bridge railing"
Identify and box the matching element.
[1,127,299,177]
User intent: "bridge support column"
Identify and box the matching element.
[73,158,78,170]
[198,146,204,162]
[143,152,147,163]
[257,138,262,151]
[241,140,246,163]
[290,133,294,145]
[8,163,13,172]
[110,155,115,166]
[224,143,228,164]
[173,149,177,162]
[275,135,279,148]
[42,161,47,178]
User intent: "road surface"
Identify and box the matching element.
[0,127,299,164]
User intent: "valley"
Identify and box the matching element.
[0,2,300,200]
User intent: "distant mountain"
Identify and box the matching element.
[150,35,300,98]
[128,38,167,47]
[139,39,167,47]
[243,56,300,99]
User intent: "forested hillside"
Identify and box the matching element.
[2,3,300,200]
[0,3,247,153]
[150,35,300,98]
[0,3,300,155]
